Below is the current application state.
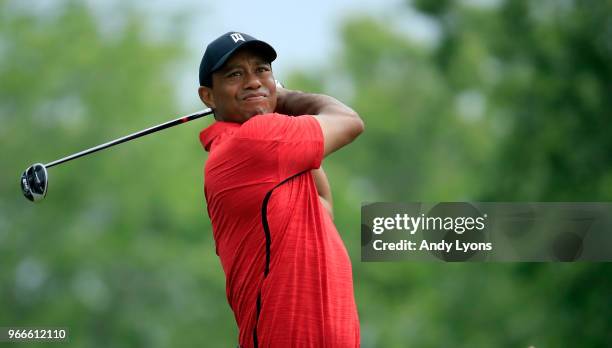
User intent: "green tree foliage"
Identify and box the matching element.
[286,0,611,347]
[1,2,234,347]
[2,0,611,347]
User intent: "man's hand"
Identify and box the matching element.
[275,86,290,115]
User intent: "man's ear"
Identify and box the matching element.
[198,86,215,109]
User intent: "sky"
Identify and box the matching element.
[11,0,441,109]
[179,0,434,75]
[119,0,441,109]
[182,0,439,108]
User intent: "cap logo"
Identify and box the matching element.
[230,33,245,43]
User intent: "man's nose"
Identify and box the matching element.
[244,71,262,89]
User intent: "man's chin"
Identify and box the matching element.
[246,106,272,118]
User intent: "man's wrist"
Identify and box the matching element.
[276,89,323,116]
[276,89,305,115]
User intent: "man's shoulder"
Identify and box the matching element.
[236,113,321,146]
[238,113,294,140]
[244,113,289,125]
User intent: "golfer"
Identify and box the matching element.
[198,32,363,347]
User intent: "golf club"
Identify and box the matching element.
[20,108,213,202]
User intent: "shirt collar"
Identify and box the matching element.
[199,120,241,152]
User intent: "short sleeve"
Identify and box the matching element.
[239,113,324,181]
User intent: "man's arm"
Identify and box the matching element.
[312,167,333,219]
[276,88,362,218]
[276,88,364,157]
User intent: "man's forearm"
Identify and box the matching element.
[276,89,358,118]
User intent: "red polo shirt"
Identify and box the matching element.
[200,113,360,347]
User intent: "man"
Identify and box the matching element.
[198,32,364,347]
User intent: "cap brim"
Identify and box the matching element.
[210,40,277,74]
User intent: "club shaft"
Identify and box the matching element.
[45,108,213,168]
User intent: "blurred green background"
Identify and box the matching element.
[1,0,611,347]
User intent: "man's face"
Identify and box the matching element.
[199,47,277,123]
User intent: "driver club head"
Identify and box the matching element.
[21,163,48,202]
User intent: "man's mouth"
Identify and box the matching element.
[242,93,267,102]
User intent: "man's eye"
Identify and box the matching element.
[257,66,270,73]
[228,71,241,78]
